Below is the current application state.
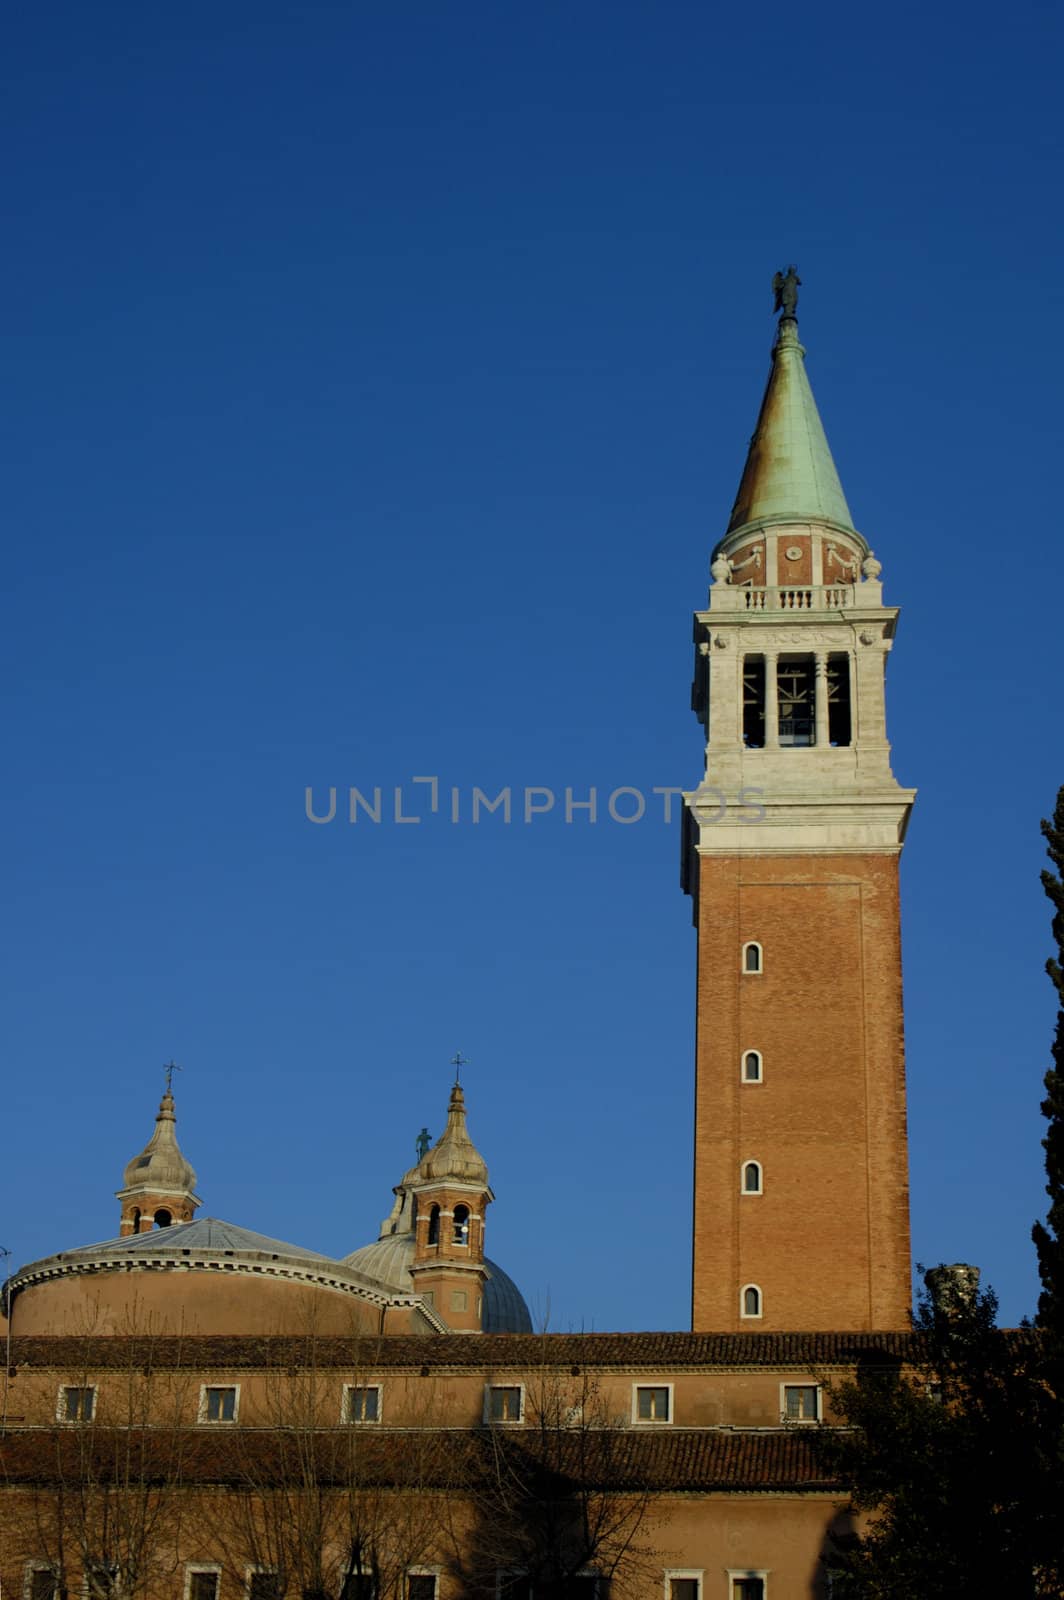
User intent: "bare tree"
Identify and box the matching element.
[452,1361,659,1600]
[207,1328,461,1600]
[3,1302,200,1600]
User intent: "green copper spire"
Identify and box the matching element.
[725,310,856,540]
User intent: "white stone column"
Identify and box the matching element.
[763,650,779,748]
[815,652,830,747]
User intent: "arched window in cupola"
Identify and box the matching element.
[153,1208,172,1229]
[742,1050,763,1083]
[427,1205,440,1246]
[742,941,763,974]
[453,1204,470,1245]
[741,1284,762,1319]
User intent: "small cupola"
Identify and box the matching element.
[418,1082,489,1186]
[115,1083,200,1235]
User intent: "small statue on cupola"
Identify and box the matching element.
[772,265,801,318]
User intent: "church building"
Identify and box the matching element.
[0,280,921,1600]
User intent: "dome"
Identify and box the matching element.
[343,1231,532,1334]
[120,1091,197,1195]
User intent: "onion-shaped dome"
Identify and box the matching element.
[418,1082,488,1185]
[121,1091,197,1195]
[344,1231,532,1334]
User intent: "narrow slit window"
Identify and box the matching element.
[742,1051,762,1082]
[742,655,766,748]
[742,1162,763,1194]
[827,653,852,746]
[741,1285,762,1318]
[743,942,762,974]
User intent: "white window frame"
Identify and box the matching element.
[741,1049,763,1083]
[24,1565,60,1600]
[631,1382,674,1424]
[56,1383,96,1423]
[740,1283,763,1320]
[727,1572,769,1600]
[664,1569,702,1600]
[741,1160,763,1195]
[779,1382,821,1423]
[741,941,763,974]
[483,1382,525,1424]
[82,1563,118,1600]
[244,1568,283,1600]
[184,1567,222,1600]
[342,1383,383,1424]
[405,1569,440,1600]
[198,1382,240,1424]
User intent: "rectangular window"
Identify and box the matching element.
[247,1574,283,1600]
[486,1385,524,1423]
[27,1569,58,1600]
[729,1576,766,1600]
[781,1384,820,1422]
[633,1384,672,1423]
[58,1385,95,1422]
[666,1575,700,1600]
[85,1566,117,1600]
[200,1385,238,1423]
[340,1577,375,1600]
[344,1385,381,1424]
[187,1572,221,1600]
[407,1576,437,1600]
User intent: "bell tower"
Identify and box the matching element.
[683,277,915,1332]
[408,1080,493,1331]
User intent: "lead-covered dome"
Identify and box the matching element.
[121,1091,197,1194]
[344,1231,532,1334]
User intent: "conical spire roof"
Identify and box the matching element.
[418,1082,489,1186]
[120,1090,198,1196]
[724,315,856,542]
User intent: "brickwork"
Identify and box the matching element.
[693,852,911,1332]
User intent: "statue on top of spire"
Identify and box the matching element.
[772,265,801,319]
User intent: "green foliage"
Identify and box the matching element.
[819,1280,1057,1598]
[821,790,1064,1597]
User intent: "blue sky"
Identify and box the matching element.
[2,0,1061,1329]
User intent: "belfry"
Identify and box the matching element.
[683,277,916,1332]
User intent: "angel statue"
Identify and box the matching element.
[772,265,801,318]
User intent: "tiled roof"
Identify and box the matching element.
[0,1426,841,1493]
[6,1329,934,1372]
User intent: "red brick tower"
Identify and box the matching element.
[683,284,915,1332]
[408,1081,493,1331]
